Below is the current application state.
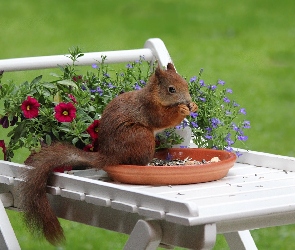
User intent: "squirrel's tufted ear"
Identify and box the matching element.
[155,64,164,78]
[167,63,176,72]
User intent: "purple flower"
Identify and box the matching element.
[0,116,9,128]
[211,117,221,128]
[223,97,230,103]
[225,133,234,146]
[97,87,103,96]
[205,127,212,132]
[236,151,243,157]
[199,97,206,102]
[205,134,213,140]
[243,120,251,128]
[237,135,248,141]
[190,76,197,83]
[103,73,110,78]
[108,83,116,89]
[191,121,198,128]
[92,64,98,69]
[139,80,146,85]
[126,63,133,69]
[209,85,217,91]
[239,108,247,115]
[199,80,205,87]
[190,112,198,119]
[225,146,234,152]
[232,123,239,131]
[134,83,141,90]
[182,120,189,127]
[233,102,240,107]
[218,79,225,85]
[226,88,233,94]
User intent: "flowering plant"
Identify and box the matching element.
[186,69,250,156]
[0,47,249,161]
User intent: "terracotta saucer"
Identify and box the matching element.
[104,148,237,185]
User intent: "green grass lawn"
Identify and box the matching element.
[1,0,295,249]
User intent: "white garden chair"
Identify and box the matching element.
[1,38,295,250]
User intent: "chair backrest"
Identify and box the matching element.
[0,38,172,72]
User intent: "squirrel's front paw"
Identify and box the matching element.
[188,102,198,112]
[179,104,190,116]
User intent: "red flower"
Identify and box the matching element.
[83,139,99,152]
[68,94,77,104]
[83,144,95,152]
[72,75,82,83]
[0,140,6,160]
[86,120,100,139]
[21,96,40,119]
[54,102,76,122]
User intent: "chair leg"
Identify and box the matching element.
[0,197,21,250]
[224,230,258,250]
[124,220,162,250]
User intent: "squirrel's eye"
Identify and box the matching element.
[168,86,176,93]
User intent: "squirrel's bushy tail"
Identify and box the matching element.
[20,142,104,245]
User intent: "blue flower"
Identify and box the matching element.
[191,121,198,128]
[139,80,146,85]
[205,134,213,140]
[236,151,243,157]
[239,108,247,115]
[211,117,221,128]
[199,79,205,87]
[226,88,233,94]
[225,133,234,146]
[223,97,230,103]
[134,83,141,90]
[237,135,248,141]
[232,123,239,131]
[97,87,103,96]
[92,64,98,69]
[108,83,116,89]
[103,73,110,78]
[233,102,240,107]
[209,85,217,91]
[126,63,133,69]
[243,120,251,128]
[218,79,225,85]
[199,97,206,102]
[182,120,189,127]
[190,112,198,119]
[190,76,197,83]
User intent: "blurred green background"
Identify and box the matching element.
[1,0,295,249]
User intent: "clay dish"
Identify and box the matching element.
[104,148,237,185]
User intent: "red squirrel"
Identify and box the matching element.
[20,63,198,245]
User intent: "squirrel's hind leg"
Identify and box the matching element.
[102,125,155,166]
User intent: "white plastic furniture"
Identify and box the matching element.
[1,38,295,249]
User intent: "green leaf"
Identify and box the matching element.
[72,137,79,145]
[43,82,57,89]
[45,134,52,145]
[57,80,78,88]
[31,75,43,85]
